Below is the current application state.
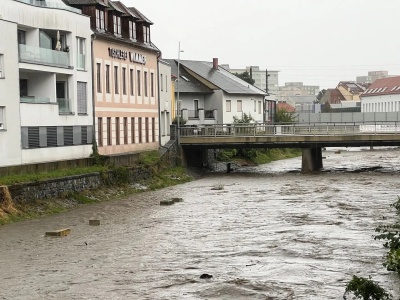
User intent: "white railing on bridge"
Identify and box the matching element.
[179,122,400,137]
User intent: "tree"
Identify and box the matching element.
[317,89,327,102]
[233,71,255,85]
[321,101,332,113]
[233,112,254,124]
[343,275,392,300]
[275,108,296,123]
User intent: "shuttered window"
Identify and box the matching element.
[77,82,87,114]
[46,126,58,147]
[28,127,40,148]
[64,126,74,146]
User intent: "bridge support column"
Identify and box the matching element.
[302,147,323,173]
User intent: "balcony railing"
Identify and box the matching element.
[19,44,70,68]
[187,110,199,119]
[77,54,85,70]
[15,0,81,14]
[57,98,73,114]
[204,110,215,119]
[20,96,51,103]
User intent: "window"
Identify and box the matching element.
[152,118,155,142]
[107,117,112,145]
[123,117,128,144]
[115,117,120,145]
[138,117,142,143]
[137,70,141,96]
[165,75,168,92]
[0,54,4,78]
[113,15,121,36]
[106,65,110,93]
[151,73,154,97]
[96,9,105,30]
[253,99,256,112]
[0,107,4,130]
[226,100,231,112]
[143,25,150,43]
[237,100,242,112]
[130,69,134,96]
[114,66,119,94]
[122,67,126,95]
[160,74,163,91]
[129,21,136,40]
[98,117,103,147]
[144,71,148,97]
[76,37,85,70]
[258,101,262,114]
[17,30,26,45]
[96,63,101,93]
[131,117,135,143]
[77,82,87,114]
[145,117,149,143]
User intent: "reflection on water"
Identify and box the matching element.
[0,148,399,299]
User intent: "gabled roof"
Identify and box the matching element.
[127,6,153,24]
[277,102,295,112]
[320,88,346,104]
[164,59,213,94]
[337,81,366,94]
[361,76,400,98]
[62,0,108,6]
[175,60,266,96]
[112,1,140,18]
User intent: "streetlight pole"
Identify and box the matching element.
[177,41,183,144]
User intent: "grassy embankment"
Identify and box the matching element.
[217,148,301,165]
[0,151,193,225]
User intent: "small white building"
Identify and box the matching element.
[0,0,93,167]
[361,76,400,112]
[159,60,172,146]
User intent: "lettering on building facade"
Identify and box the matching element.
[108,47,146,65]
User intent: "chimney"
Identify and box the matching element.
[213,58,219,70]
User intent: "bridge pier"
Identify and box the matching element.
[302,147,323,173]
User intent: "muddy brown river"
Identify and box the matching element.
[1,148,400,299]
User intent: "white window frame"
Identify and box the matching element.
[76,37,86,70]
[96,9,105,31]
[77,82,87,114]
[129,21,136,40]
[237,100,242,112]
[226,100,231,112]
[113,15,121,36]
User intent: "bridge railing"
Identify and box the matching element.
[179,121,400,137]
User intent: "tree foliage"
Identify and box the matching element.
[343,276,392,300]
[322,101,332,113]
[234,71,255,85]
[172,116,187,126]
[317,89,327,102]
[275,108,296,123]
[233,113,254,124]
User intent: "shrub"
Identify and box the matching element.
[343,275,392,300]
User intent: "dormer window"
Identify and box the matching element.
[113,15,121,36]
[96,9,105,31]
[129,21,136,40]
[143,25,150,44]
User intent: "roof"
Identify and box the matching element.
[163,59,214,94]
[320,88,346,104]
[277,102,295,112]
[112,1,140,18]
[176,60,266,96]
[127,6,153,24]
[286,95,317,104]
[361,76,400,98]
[62,0,108,6]
[337,81,366,94]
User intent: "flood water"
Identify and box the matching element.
[1,148,400,299]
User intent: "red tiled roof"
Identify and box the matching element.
[277,102,295,112]
[320,88,345,104]
[361,76,400,98]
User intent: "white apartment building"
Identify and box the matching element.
[361,76,400,113]
[159,60,172,146]
[0,0,93,167]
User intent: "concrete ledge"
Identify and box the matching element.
[45,228,71,237]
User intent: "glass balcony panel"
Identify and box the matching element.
[20,96,51,103]
[77,54,85,70]
[57,98,72,113]
[19,44,70,68]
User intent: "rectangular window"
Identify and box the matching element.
[18,30,26,45]
[77,82,87,114]
[137,70,141,96]
[253,99,256,112]
[0,107,4,130]
[107,117,112,145]
[145,117,149,143]
[138,117,142,143]
[258,101,262,114]
[0,54,4,78]
[96,9,105,30]
[160,74,163,91]
[76,37,85,70]
[151,73,154,97]
[144,71,148,97]
[130,69,134,95]
[226,100,231,112]
[106,65,110,93]
[152,117,155,142]
[115,117,120,145]
[129,21,136,40]
[113,15,121,36]
[143,25,150,43]
[114,66,119,94]
[123,117,128,144]
[96,63,101,93]
[122,67,126,95]
[98,117,103,147]
[131,117,135,143]
[165,75,168,92]
[237,100,242,112]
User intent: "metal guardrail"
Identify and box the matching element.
[179,122,400,137]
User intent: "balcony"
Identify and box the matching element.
[19,44,70,68]
[20,96,50,104]
[57,98,73,114]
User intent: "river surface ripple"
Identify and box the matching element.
[1,148,400,299]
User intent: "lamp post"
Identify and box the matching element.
[177,41,183,144]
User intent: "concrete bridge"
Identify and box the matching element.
[178,122,400,172]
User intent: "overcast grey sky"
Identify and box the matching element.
[124,0,400,89]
